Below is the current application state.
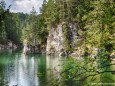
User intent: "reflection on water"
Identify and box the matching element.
[0,50,64,86]
[1,50,114,86]
[3,53,39,86]
[0,51,42,86]
[46,55,64,80]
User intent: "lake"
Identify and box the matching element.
[0,50,65,86]
[0,50,115,86]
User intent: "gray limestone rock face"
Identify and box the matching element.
[46,24,63,55]
[46,23,77,56]
[46,23,99,58]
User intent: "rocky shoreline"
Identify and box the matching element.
[0,41,21,50]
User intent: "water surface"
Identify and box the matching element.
[0,50,115,86]
[0,50,63,86]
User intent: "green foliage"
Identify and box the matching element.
[61,58,79,86]
[83,0,115,55]
[40,0,115,85]
[47,55,115,86]
[5,13,21,44]
[62,23,72,52]
[0,1,7,44]
[21,7,48,46]
[0,0,27,45]
[0,0,114,85]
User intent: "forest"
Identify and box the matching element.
[0,0,115,86]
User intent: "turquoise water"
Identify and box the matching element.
[0,50,64,86]
[0,50,115,86]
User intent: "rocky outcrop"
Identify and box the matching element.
[46,23,78,56]
[22,39,42,54]
[46,22,99,58]
[23,44,42,54]
[46,24,63,55]
[0,41,17,50]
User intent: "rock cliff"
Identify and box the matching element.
[46,24,63,55]
[46,22,99,57]
[46,22,79,56]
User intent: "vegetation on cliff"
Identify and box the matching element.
[38,0,115,85]
[0,0,114,53]
[0,0,115,85]
[39,0,115,57]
